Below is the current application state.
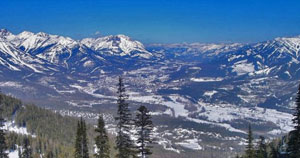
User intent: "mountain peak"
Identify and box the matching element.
[36,32,50,37]
[0,29,12,37]
[17,31,35,39]
[272,36,300,52]
[113,34,131,40]
[81,34,152,58]
[274,35,300,42]
[91,34,132,42]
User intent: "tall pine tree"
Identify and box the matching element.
[256,136,267,158]
[115,77,136,158]
[21,137,32,158]
[135,106,153,158]
[94,115,110,158]
[18,148,21,158]
[269,142,279,158]
[75,121,83,158]
[82,120,89,158]
[288,83,300,158]
[46,150,54,158]
[74,118,89,158]
[0,92,8,158]
[245,124,255,158]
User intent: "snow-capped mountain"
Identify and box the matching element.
[0,36,58,73]
[0,29,153,72]
[0,29,82,70]
[216,36,300,79]
[1,29,300,155]
[81,35,152,59]
[147,42,244,62]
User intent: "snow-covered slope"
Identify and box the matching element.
[2,30,83,64]
[212,36,300,79]
[147,42,244,61]
[0,39,57,73]
[81,35,152,58]
[18,32,79,62]
[0,29,154,73]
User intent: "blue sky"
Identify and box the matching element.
[0,0,300,43]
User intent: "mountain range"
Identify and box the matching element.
[1,28,300,156]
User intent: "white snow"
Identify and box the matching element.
[189,67,201,70]
[163,95,193,117]
[175,139,202,150]
[0,40,45,73]
[83,60,94,67]
[204,90,217,98]
[228,55,244,62]
[8,150,18,158]
[3,121,35,137]
[128,93,189,117]
[232,60,255,75]
[0,81,23,88]
[190,77,223,82]
[268,129,283,135]
[81,35,152,58]
[196,101,293,134]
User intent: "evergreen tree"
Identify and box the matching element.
[82,120,89,158]
[245,124,255,158]
[21,137,32,158]
[75,121,83,158]
[37,139,42,154]
[94,115,110,158]
[135,106,153,158]
[46,150,54,158]
[0,93,8,158]
[269,143,279,158]
[18,148,21,158]
[74,118,89,158]
[115,77,136,158]
[256,136,267,158]
[288,83,300,158]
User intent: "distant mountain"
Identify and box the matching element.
[1,29,300,156]
[0,29,153,73]
[147,42,244,61]
[219,36,300,78]
[81,35,152,58]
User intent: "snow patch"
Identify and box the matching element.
[190,77,223,82]
[232,60,255,75]
[3,121,35,137]
[204,91,217,98]
[176,139,202,150]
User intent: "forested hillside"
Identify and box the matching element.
[0,93,114,158]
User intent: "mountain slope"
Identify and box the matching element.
[81,35,153,59]
[0,29,154,74]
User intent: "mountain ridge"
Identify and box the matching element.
[0,29,155,73]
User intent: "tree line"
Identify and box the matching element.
[74,76,154,158]
[0,92,80,158]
